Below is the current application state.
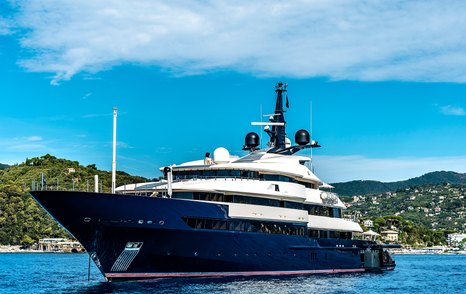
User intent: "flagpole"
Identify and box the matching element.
[111,107,117,194]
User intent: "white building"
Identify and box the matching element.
[363,220,374,228]
[380,230,399,243]
[447,233,466,247]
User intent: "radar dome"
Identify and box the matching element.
[244,132,259,148]
[295,129,310,145]
[213,147,230,164]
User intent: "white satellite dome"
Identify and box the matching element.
[213,147,230,164]
[285,137,291,148]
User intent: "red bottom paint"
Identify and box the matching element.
[106,268,366,279]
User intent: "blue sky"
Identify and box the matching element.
[1,1,465,183]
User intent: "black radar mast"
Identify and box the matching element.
[270,82,287,149]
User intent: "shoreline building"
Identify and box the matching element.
[380,230,399,243]
[447,233,466,247]
[37,238,85,253]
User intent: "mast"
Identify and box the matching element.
[270,82,287,149]
[111,107,117,194]
[245,82,318,154]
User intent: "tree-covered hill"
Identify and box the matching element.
[0,154,149,245]
[332,171,466,196]
[0,163,9,170]
[346,183,466,231]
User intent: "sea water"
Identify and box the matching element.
[0,253,465,293]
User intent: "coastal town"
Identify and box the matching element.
[344,182,466,254]
[346,183,466,230]
[354,218,466,254]
[0,238,85,253]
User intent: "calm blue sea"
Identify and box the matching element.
[0,253,464,293]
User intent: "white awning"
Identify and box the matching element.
[362,230,380,236]
[320,182,334,189]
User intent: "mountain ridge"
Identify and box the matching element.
[331,171,466,196]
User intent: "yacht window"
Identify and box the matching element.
[172,192,193,200]
[229,221,244,231]
[217,170,229,177]
[230,170,241,177]
[213,220,227,230]
[285,201,304,210]
[329,231,339,239]
[264,174,279,181]
[306,205,332,217]
[307,230,351,240]
[340,232,352,239]
[278,175,291,182]
[211,194,223,202]
[182,217,307,236]
[173,169,315,188]
[173,192,341,218]
[331,208,342,218]
[203,170,215,177]
[308,230,319,238]
[224,195,233,202]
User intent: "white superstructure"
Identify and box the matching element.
[117,147,363,236]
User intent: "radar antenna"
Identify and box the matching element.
[244,82,320,154]
[266,82,287,149]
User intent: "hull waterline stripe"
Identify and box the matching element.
[106,268,365,279]
[384,267,395,271]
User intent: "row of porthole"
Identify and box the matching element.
[137,220,165,225]
[83,217,165,226]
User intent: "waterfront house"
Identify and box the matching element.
[363,220,374,228]
[380,230,399,243]
[447,233,466,247]
[37,238,85,252]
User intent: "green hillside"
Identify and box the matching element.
[346,183,466,231]
[0,154,148,245]
[332,171,466,196]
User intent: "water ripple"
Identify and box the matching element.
[0,253,465,294]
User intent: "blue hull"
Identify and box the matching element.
[30,191,390,281]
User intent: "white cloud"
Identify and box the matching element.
[440,105,466,116]
[82,92,92,99]
[8,143,46,151]
[0,136,46,151]
[313,155,466,183]
[26,136,43,141]
[81,113,109,119]
[116,141,134,149]
[0,17,11,35]
[8,1,466,84]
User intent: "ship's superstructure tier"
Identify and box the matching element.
[116,149,363,239]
